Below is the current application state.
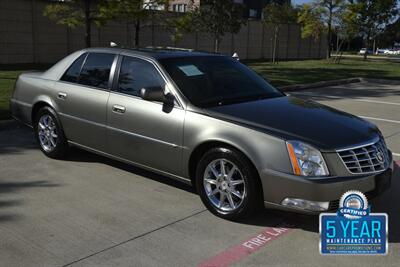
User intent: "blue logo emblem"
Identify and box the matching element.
[320,190,388,255]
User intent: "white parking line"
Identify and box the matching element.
[359,116,400,124]
[355,99,400,106]
[393,153,400,157]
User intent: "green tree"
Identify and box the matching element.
[263,3,297,63]
[44,0,105,48]
[175,0,245,53]
[297,4,325,40]
[298,0,345,59]
[98,0,167,48]
[347,0,398,60]
[377,17,400,48]
[166,12,195,45]
[334,2,357,54]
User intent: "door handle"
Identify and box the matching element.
[58,92,67,100]
[112,105,126,114]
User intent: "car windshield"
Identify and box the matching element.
[159,56,284,107]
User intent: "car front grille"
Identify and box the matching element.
[337,138,389,174]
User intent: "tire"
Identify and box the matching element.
[195,147,262,220]
[34,106,69,159]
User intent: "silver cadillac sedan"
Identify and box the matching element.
[10,48,393,220]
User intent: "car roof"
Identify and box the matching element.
[80,47,224,60]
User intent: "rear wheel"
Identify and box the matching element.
[34,107,68,159]
[196,147,262,220]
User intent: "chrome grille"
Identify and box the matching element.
[337,139,389,174]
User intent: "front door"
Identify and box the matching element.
[106,56,185,176]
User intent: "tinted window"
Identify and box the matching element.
[117,57,165,97]
[159,56,283,107]
[79,53,115,89]
[60,53,87,83]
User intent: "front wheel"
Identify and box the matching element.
[34,107,69,159]
[195,147,262,220]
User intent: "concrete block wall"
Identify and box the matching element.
[0,0,327,64]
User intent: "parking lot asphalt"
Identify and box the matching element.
[0,81,399,267]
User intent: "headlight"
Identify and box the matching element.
[286,141,329,176]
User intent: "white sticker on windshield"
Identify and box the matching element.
[178,65,204,76]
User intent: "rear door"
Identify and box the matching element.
[54,52,117,151]
[106,55,185,176]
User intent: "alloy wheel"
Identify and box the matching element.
[38,115,58,152]
[203,159,246,212]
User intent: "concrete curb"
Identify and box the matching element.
[278,78,362,92]
[359,78,400,85]
[278,77,400,92]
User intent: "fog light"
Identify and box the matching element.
[281,198,329,211]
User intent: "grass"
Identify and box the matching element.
[0,58,400,120]
[248,58,400,87]
[0,71,23,120]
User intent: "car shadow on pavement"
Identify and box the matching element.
[66,148,322,235]
[65,147,400,244]
[65,147,196,194]
[238,208,319,233]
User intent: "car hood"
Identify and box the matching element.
[206,96,379,151]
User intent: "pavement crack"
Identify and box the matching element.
[61,209,207,267]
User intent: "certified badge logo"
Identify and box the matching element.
[319,190,388,255]
[338,190,370,219]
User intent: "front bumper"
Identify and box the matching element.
[261,160,393,214]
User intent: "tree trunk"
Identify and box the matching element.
[84,0,91,48]
[364,32,370,61]
[214,37,220,53]
[272,26,278,64]
[134,19,140,48]
[327,7,332,59]
[372,38,376,54]
[336,35,339,54]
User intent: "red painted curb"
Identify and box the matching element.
[395,160,400,168]
[197,224,294,267]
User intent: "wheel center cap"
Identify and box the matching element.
[220,181,228,190]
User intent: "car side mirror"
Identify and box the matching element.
[140,87,175,108]
[140,86,166,102]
